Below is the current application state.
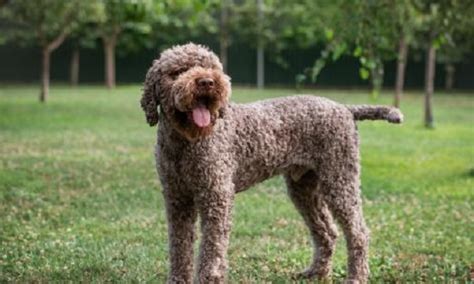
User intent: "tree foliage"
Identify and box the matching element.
[296,0,418,98]
[93,0,214,88]
[0,0,91,47]
[1,0,472,99]
[0,0,97,101]
[152,0,217,44]
[435,1,474,64]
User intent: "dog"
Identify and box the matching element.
[140,43,402,283]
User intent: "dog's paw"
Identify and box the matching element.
[293,267,331,282]
[344,279,362,284]
[167,275,191,284]
[198,275,224,284]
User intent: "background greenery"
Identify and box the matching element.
[1,0,473,91]
[0,86,472,282]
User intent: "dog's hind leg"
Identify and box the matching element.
[319,156,370,283]
[285,171,338,280]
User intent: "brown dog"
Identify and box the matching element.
[141,43,402,283]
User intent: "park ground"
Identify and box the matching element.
[0,85,473,282]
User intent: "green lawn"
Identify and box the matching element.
[0,85,473,282]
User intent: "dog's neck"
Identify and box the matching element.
[159,115,188,143]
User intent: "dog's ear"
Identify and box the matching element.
[140,60,161,126]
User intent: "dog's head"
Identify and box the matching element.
[140,43,231,141]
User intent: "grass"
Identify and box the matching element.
[0,85,473,282]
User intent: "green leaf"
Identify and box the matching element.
[324,28,334,40]
[332,43,347,61]
[353,46,362,57]
[359,67,370,80]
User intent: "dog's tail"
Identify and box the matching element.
[347,105,403,124]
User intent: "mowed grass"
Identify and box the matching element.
[0,85,473,282]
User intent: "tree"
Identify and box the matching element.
[149,0,216,47]
[344,0,403,99]
[394,35,408,107]
[220,0,230,73]
[233,0,309,88]
[437,2,474,91]
[294,0,417,104]
[173,0,252,75]
[414,0,468,128]
[94,0,154,89]
[0,0,89,102]
[68,2,102,86]
[391,0,420,107]
[290,0,398,97]
[410,0,474,127]
[93,0,212,89]
[256,0,264,89]
[423,30,436,128]
[69,41,80,87]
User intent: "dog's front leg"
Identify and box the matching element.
[196,182,234,283]
[163,189,197,284]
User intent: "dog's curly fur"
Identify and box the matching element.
[141,43,403,283]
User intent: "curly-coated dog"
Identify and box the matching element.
[140,43,402,283]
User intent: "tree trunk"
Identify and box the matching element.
[40,48,51,103]
[256,46,264,89]
[220,0,229,73]
[394,36,408,108]
[256,0,264,89]
[103,37,116,89]
[38,32,67,103]
[70,47,80,86]
[445,63,455,91]
[424,41,436,128]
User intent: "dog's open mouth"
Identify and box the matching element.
[187,96,212,128]
[190,103,211,128]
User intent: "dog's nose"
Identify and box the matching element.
[197,78,215,88]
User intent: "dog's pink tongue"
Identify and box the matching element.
[192,104,211,128]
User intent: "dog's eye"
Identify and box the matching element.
[169,69,186,80]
